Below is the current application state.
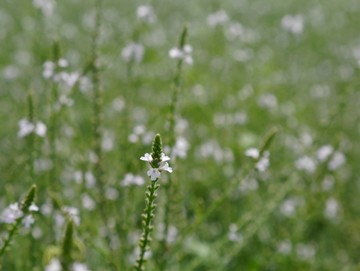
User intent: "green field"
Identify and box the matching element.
[1,0,360,270]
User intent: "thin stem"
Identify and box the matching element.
[134,179,160,271]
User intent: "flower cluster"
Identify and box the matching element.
[0,202,38,228]
[169,44,193,65]
[18,118,47,138]
[140,152,173,181]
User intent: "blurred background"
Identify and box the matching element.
[1,0,360,270]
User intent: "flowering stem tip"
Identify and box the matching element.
[135,134,173,270]
[140,134,173,181]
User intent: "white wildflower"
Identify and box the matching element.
[245,147,259,159]
[328,151,346,170]
[63,206,80,225]
[295,156,316,173]
[281,14,304,34]
[33,0,55,17]
[207,10,229,27]
[324,198,339,219]
[256,151,270,172]
[122,42,144,63]
[0,203,23,224]
[140,153,153,162]
[136,5,156,24]
[72,262,91,271]
[316,145,333,162]
[22,215,35,228]
[17,119,47,138]
[169,44,193,65]
[45,258,62,271]
[121,173,145,186]
[147,168,161,181]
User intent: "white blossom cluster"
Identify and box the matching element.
[17,118,47,138]
[169,44,193,65]
[140,153,173,181]
[0,202,39,228]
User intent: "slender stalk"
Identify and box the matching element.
[134,179,160,271]
[89,2,117,269]
[158,25,188,270]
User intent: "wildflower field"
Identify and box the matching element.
[1,0,360,270]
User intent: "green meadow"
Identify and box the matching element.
[1,0,360,270]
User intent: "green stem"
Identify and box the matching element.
[135,180,160,271]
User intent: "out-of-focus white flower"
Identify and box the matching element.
[22,215,35,228]
[29,203,39,212]
[245,147,259,159]
[316,145,333,162]
[0,203,23,224]
[296,243,316,260]
[121,173,145,186]
[256,151,270,172]
[280,198,297,217]
[169,44,193,65]
[63,206,80,225]
[81,194,96,211]
[295,156,316,173]
[324,198,339,219]
[72,262,91,271]
[257,93,278,110]
[281,14,304,34]
[207,10,229,27]
[33,0,55,17]
[228,223,243,242]
[277,240,292,255]
[328,151,346,170]
[43,61,55,79]
[172,136,190,159]
[58,58,69,68]
[105,187,119,200]
[122,42,144,63]
[136,5,156,24]
[18,119,47,138]
[45,258,61,271]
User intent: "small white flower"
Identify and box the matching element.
[140,153,153,162]
[63,206,80,225]
[136,5,156,24]
[159,162,173,173]
[0,203,23,224]
[122,42,144,63]
[72,262,91,271]
[121,173,145,186]
[281,14,304,34]
[316,145,333,162]
[256,151,270,172]
[17,119,47,138]
[45,258,61,271]
[160,153,170,162]
[58,58,69,68]
[29,203,39,212]
[324,198,339,219]
[17,119,35,138]
[35,121,47,137]
[328,152,346,170]
[207,10,229,27]
[147,168,161,181]
[169,44,193,65]
[43,61,55,79]
[22,215,35,228]
[245,147,259,159]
